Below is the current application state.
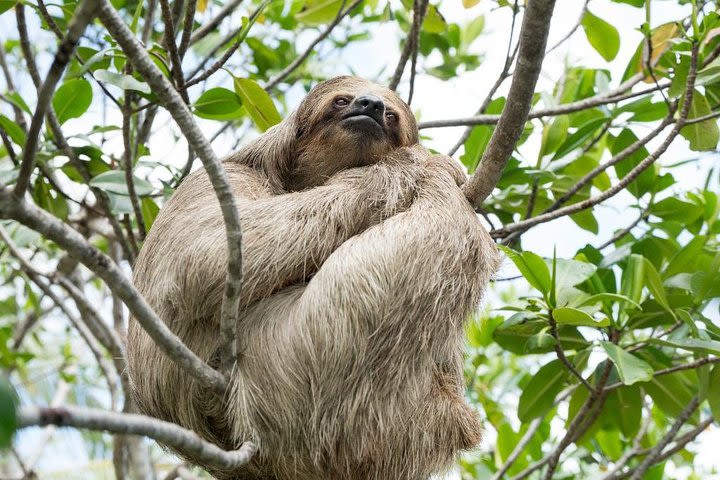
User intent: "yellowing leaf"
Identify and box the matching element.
[462,0,480,9]
[296,0,345,25]
[423,4,446,33]
[197,0,208,13]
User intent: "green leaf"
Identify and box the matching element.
[600,341,653,385]
[0,377,17,448]
[539,115,569,158]
[493,314,589,355]
[621,254,645,306]
[664,235,706,279]
[643,258,673,315]
[609,385,642,437]
[89,171,154,196]
[577,293,642,311]
[709,366,720,422]
[194,87,244,120]
[232,77,282,132]
[422,4,446,33]
[517,359,567,422]
[552,117,608,160]
[0,0,18,15]
[646,338,720,356]
[551,258,597,293]
[0,114,27,146]
[296,0,345,25]
[643,372,695,418]
[140,197,160,230]
[95,69,151,93]
[680,90,720,151]
[498,246,551,295]
[553,307,609,327]
[581,10,620,62]
[52,78,93,124]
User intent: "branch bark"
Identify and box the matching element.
[14,0,101,198]
[96,0,243,374]
[0,189,227,393]
[18,406,256,470]
[461,0,557,208]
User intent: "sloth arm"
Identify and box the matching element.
[135,159,424,323]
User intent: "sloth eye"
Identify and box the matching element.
[334,97,350,107]
[385,112,397,122]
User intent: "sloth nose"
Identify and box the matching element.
[353,95,385,123]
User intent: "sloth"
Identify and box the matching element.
[129,76,500,479]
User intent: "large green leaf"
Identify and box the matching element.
[680,90,720,151]
[232,77,282,132]
[643,372,696,418]
[601,342,653,385]
[498,246,551,296]
[518,359,567,422]
[553,307,609,327]
[52,78,93,124]
[194,87,244,120]
[581,10,620,62]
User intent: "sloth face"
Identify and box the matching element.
[289,76,419,190]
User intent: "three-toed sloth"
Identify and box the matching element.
[129,76,500,479]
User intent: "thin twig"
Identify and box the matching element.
[627,397,700,480]
[122,94,148,240]
[389,0,429,92]
[0,188,228,393]
[549,311,595,392]
[14,0,101,198]
[448,0,520,156]
[406,0,430,105]
[491,43,699,238]
[190,0,244,45]
[265,0,361,91]
[490,417,543,480]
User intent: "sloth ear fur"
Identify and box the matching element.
[225,111,299,192]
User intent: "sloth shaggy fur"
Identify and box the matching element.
[129,76,500,479]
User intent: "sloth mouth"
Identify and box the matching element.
[341,113,385,135]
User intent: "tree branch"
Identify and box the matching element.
[264,0,361,91]
[490,417,543,480]
[17,406,257,470]
[388,0,429,92]
[0,189,227,393]
[461,0,557,208]
[627,397,700,480]
[97,0,243,374]
[14,0,101,198]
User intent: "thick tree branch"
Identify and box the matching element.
[461,0,557,208]
[0,189,227,393]
[14,0,100,198]
[97,0,243,374]
[18,406,256,470]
